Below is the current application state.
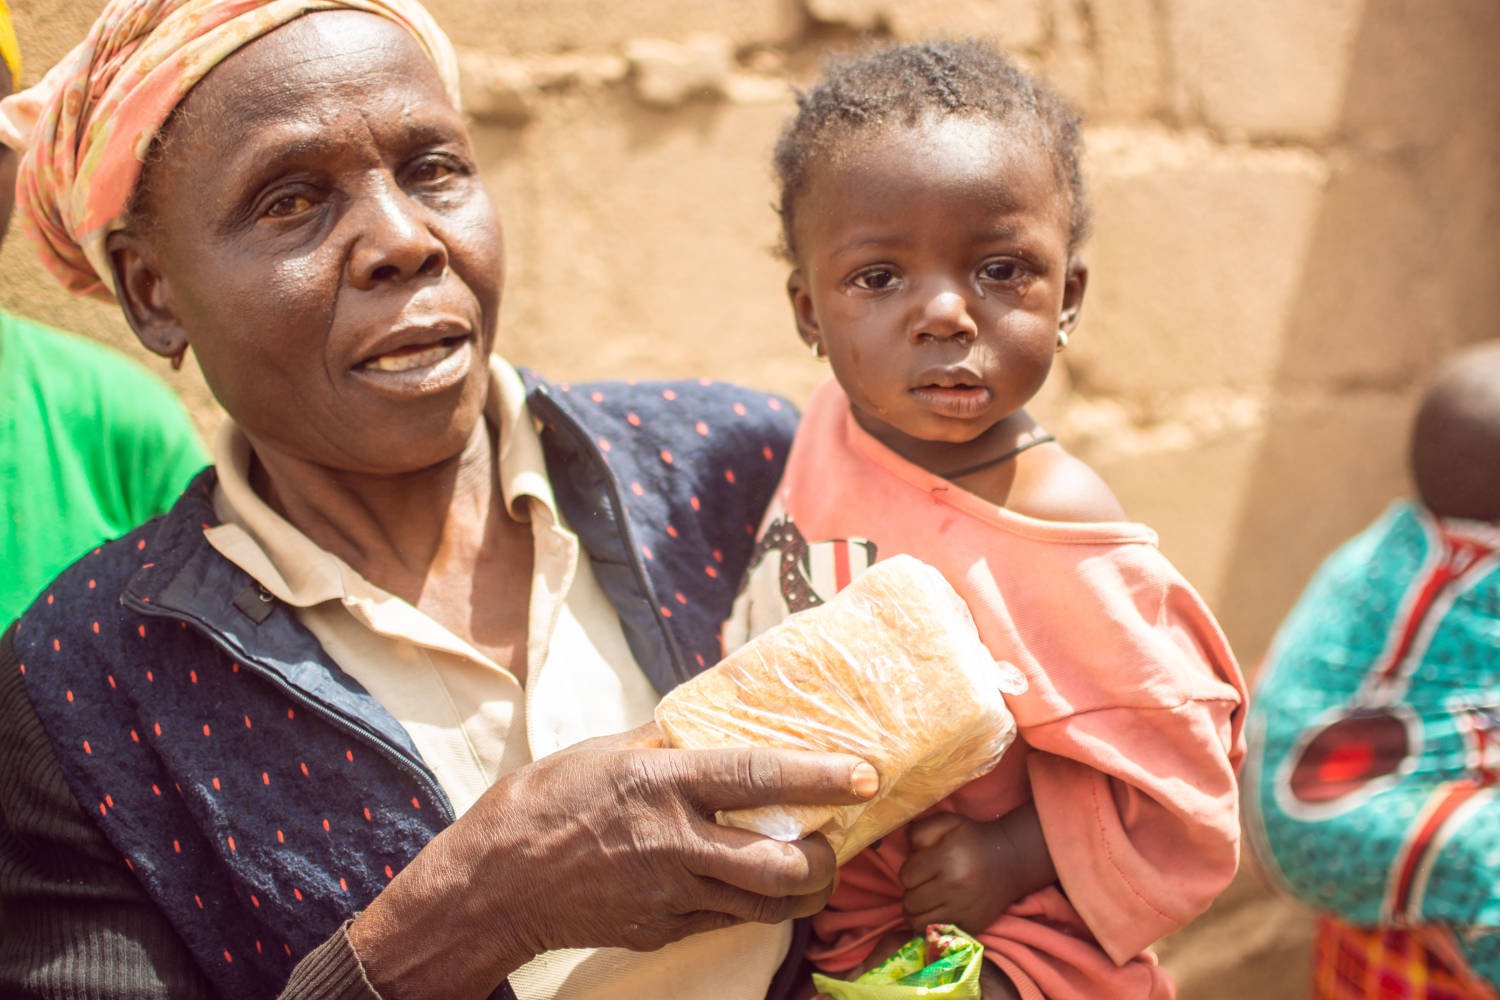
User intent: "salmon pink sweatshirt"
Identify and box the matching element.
[726,380,1247,1000]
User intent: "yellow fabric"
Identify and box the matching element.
[204,355,791,999]
[0,0,20,85]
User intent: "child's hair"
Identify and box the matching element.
[1410,340,1500,522]
[773,38,1091,263]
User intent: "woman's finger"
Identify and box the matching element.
[686,820,838,898]
[671,746,878,812]
[683,875,836,926]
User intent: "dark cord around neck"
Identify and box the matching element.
[940,433,1056,480]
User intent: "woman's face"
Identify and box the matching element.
[119,12,502,475]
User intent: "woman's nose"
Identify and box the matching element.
[347,182,448,288]
[911,288,978,344]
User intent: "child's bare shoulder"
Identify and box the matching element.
[1009,446,1127,524]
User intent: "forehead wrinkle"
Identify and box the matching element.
[180,10,437,132]
[196,55,408,135]
[171,40,446,183]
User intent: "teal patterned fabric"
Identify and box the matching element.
[1245,501,1500,988]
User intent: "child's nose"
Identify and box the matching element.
[911,289,978,344]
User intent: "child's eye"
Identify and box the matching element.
[979,260,1024,283]
[850,268,899,291]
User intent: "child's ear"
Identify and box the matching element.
[1060,255,1089,333]
[786,269,822,353]
[106,230,189,362]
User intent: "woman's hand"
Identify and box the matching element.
[898,804,1056,933]
[350,723,877,999]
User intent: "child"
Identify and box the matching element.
[1245,341,1500,999]
[724,40,1248,1000]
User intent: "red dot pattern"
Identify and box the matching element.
[16,517,456,996]
[545,378,799,670]
[17,378,798,994]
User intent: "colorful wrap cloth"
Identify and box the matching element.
[1314,916,1493,1000]
[0,0,459,302]
[1245,501,1500,996]
[0,0,21,85]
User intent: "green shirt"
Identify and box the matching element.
[0,310,209,625]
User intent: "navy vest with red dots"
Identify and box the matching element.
[12,374,799,999]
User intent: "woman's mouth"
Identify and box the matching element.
[353,334,475,396]
[362,338,464,373]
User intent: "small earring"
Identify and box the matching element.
[1055,328,1070,352]
[169,346,189,371]
[809,340,827,360]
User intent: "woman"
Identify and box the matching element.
[0,3,877,998]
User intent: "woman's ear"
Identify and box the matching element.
[106,229,188,361]
[786,269,822,354]
[1060,254,1088,334]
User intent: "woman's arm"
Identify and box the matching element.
[1,625,874,1000]
[350,726,876,998]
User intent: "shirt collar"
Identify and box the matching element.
[490,354,559,522]
[207,354,559,609]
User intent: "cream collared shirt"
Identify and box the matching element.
[205,357,790,1000]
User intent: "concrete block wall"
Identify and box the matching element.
[4,3,1499,996]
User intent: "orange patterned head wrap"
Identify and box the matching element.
[0,0,460,302]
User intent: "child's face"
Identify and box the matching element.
[787,116,1085,472]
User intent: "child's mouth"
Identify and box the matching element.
[910,383,993,418]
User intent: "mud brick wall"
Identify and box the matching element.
[5,4,1499,996]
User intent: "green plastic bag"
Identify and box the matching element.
[811,925,983,1000]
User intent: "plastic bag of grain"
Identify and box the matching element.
[656,554,1024,864]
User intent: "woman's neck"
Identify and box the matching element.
[245,419,497,602]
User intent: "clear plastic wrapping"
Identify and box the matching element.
[656,554,1024,864]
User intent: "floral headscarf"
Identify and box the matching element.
[0,0,460,302]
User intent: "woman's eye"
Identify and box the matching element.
[265,194,312,219]
[851,269,898,291]
[408,158,459,186]
[980,260,1023,283]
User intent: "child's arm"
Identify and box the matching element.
[983,545,1245,963]
[897,803,1055,933]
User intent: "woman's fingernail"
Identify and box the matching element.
[851,762,879,798]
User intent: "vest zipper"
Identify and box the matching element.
[528,387,690,687]
[120,592,456,825]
